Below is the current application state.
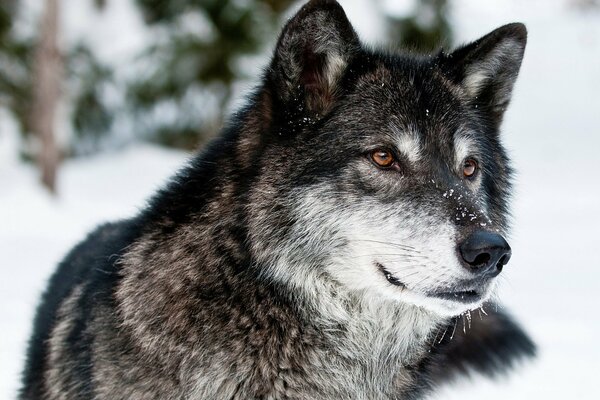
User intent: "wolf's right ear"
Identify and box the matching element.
[438,23,527,124]
[267,0,359,118]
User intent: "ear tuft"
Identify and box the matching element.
[439,23,527,122]
[268,0,359,116]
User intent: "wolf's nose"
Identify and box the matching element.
[459,230,511,276]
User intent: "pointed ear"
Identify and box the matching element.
[267,0,360,116]
[439,23,527,123]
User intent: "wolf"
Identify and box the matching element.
[20,1,535,399]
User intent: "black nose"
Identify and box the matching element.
[459,230,511,276]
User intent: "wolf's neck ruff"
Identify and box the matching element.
[276,266,442,362]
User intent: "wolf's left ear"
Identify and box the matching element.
[267,0,360,117]
[439,23,527,123]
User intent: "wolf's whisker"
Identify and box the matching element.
[438,325,450,344]
[450,318,458,341]
[351,253,430,259]
[352,239,417,251]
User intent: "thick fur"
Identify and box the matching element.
[21,1,535,399]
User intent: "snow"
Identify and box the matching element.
[1,0,600,399]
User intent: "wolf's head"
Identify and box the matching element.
[244,0,526,317]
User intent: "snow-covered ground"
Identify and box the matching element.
[2,0,600,399]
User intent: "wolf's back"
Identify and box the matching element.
[20,220,141,399]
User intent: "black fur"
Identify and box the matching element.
[429,306,536,382]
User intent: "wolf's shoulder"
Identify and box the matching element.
[28,219,142,334]
[21,219,141,398]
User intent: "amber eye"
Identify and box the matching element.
[463,158,478,178]
[370,149,396,168]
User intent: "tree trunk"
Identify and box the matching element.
[32,0,62,194]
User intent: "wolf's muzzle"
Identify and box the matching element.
[459,230,511,277]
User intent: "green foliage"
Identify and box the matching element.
[0,3,12,39]
[0,1,34,141]
[0,2,115,157]
[129,0,293,149]
[385,0,453,52]
[129,0,453,149]
[68,45,114,153]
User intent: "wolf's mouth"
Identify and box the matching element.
[376,263,406,288]
[376,262,485,304]
[427,289,482,303]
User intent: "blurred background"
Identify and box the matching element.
[1,0,599,398]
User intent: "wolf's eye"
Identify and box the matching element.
[463,159,478,178]
[370,149,396,169]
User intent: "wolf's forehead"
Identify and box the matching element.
[386,123,480,165]
[389,123,422,163]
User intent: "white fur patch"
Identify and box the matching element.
[454,134,476,165]
[390,124,422,164]
[453,130,488,200]
[274,185,493,320]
